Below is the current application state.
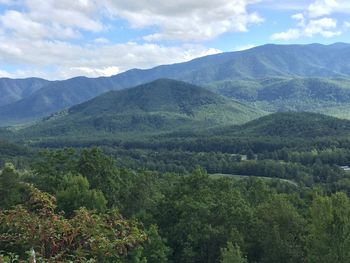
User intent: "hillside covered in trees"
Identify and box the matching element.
[3,43,350,125]
[2,111,350,261]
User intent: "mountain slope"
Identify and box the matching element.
[109,43,350,85]
[0,78,49,107]
[217,112,350,138]
[207,77,350,117]
[22,79,265,137]
[2,43,350,125]
[0,76,121,125]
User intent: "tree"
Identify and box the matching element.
[56,174,107,216]
[254,195,306,263]
[31,148,79,193]
[0,163,22,209]
[156,169,252,263]
[307,192,350,263]
[77,148,122,206]
[142,225,170,263]
[220,242,247,263]
[0,185,147,262]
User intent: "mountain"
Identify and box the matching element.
[0,77,49,107]
[217,112,350,138]
[2,43,350,125]
[109,42,350,86]
[0,77,122,126]
[206,77,350,117]
[21,79,265,137]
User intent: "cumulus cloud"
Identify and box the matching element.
[0,35,221,79]
[271,0,345,41]
[0,0,104,40]
[0,0,262,79]
[105,0,263,41]
[0,10,79,39]
[272,17,340,40]
[26,0,104,32]
[0,0,264,42]
[308,0,350,18]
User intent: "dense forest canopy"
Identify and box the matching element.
[2,111,350,262]
[3,42,350,262]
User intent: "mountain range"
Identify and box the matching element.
[2,42,350,126]
[22,79,264,137]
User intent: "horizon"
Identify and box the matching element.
[0,41,349,81]
[1,0,350,80]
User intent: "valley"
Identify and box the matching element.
[2,43,350,262]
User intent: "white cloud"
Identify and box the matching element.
[0,0,104,41]
[344,21,350,28]
[234,44,257,51]
[0,69,12,78]
[271,29,301,41]
[0,36,221,79]
[271,0,348,41]
[1,0,264,42]
[94,37,110,44]
[26,0,104,32]
[272,17,341,40]
[0,0,18,4]
[304,17,340,37]
[0,10,79,40]
[67,66,120,78]
[308,0,350,18]
[105,0,264,41]
[0,0,259,79]
[291,13,305,26]
[254,0,309,11]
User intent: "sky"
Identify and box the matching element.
[0,0,349,80]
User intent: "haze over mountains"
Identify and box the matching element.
[1,43,350,126]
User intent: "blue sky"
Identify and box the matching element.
[0,0,349,79]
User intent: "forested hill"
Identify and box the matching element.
[21,79,264,137]
[215,112,350,138]
[2,43,350,125]
[206,77,350,117]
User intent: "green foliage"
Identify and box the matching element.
[254,195,306,263]
[0,185,147,262]
[77,148,122,206]
[157,169,253,262]
[31,148,79,193]
[307,192,350,263]
[207,77,350,118]
[56,174,107,216]
[220,242,247,263]
[5,111,350,262]
[0,163,22,209]
[234,112,350,138]
[20,79,264,137]
[141,225,171,263]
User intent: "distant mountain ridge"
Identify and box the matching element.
[2,43,350,125]
[0,78,49,107]
[22,79,265,137]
